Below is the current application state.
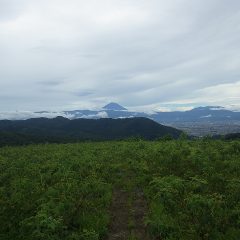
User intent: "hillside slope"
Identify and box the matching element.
[0,117,182,146]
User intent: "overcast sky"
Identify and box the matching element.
[1,0,240,111]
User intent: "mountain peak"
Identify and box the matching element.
[103,102,127,111]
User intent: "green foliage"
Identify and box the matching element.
[0,117,182,147]
[144,140,240,239]
[0,143,113,240]
[0,140,240,239]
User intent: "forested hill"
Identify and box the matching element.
[0,117,183,146]
[225,133,240,140]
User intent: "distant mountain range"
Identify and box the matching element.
[0,117,182,146]
[1,103,240,122]
[64,103,240,123]
[152,106,240,123]
[0,103,240,136]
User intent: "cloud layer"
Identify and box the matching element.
[1,0,240,111]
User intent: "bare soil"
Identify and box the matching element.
[131,188,151,240]
[105,187,151,240]
[106,189,130,240]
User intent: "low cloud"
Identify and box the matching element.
[80,111,108,119]
[0,111,73,120]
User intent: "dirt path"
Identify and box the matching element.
[106,186,151,240]
[131,188,151,240]
[106,189,130,240]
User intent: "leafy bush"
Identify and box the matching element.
[0,140,240,239]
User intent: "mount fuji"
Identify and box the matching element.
[1,103,240,136]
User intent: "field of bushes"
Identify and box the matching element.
[1,139,240,239]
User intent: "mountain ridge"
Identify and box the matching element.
[1,104,239,121]
[1,103,240,136]
[0,117,183,146]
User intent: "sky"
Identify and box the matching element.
[1,0,240,112]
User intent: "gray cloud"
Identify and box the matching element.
[74,91,94,97]
[1,0,240,111]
